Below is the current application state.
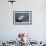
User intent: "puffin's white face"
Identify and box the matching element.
[18,15,24,20]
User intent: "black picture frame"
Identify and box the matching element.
[13,11,32,25]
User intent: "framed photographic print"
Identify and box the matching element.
[13,11,32,25]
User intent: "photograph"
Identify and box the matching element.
[13,11,32,25]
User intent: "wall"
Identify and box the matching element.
[0,0,46,41]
